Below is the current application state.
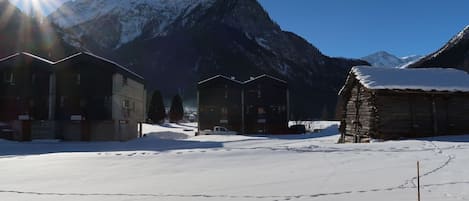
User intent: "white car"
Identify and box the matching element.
[197,126,237,135]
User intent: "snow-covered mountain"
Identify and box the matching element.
[409,25,469,71]
[46,0,369,118]
[361,51,421,68]
[49,0,216,48]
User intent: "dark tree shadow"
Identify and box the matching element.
[0,132,223,157]
[414,134,469,143]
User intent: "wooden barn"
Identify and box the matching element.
[197,75,243,133]
[243,75,289,134]
[197,74,289,135]
[0,52,55,141]
[54,52,146,141]
[338,66,469,143]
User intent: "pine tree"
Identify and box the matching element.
[169,94,184,123]
[148,90,166,124]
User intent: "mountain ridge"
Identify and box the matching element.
[361,51,421,68]
[409,25,469,71]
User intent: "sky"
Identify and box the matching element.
[257,0,469,58]
[10,0,469,58]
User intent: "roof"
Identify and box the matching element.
[198,75,243,85]
[0,52,55,65]
[55,52,144,83]
[342,66,469,93]
[198,74,287,85]
[243,74,287,84]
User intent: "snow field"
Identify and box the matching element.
[0,122,468,200]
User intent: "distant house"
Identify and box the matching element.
[0,52,146,141]
[54,52,146,141]
[198,75,243,133]
[338,66,469,143]
[197,74,289,135]
[243,75,289,134]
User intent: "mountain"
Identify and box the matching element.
[409,25,469,71]
[361,51,421,68]
[0,0,75,60]
[47,0,368,118]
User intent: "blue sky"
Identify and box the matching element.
[11,0,469,58]
[257,0,469,58]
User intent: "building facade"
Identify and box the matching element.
[0,53,56,140]
[0,52,146,141]
[198,75,243,133]
[339,66,469,143]
[198,75,289,135]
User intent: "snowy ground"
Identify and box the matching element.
[1,122,469,200]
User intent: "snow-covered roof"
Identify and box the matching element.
[198,75,243,85]
[198,74,287,85]
[347,66,469,93]
[244,74,287,84]
[0,52,55,65]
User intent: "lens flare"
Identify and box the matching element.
[2,0,70,59]
[9,0,64,16]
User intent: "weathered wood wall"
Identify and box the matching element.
[342,83,376,143]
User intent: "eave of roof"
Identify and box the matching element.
[243,74,287,84]
[198,75,243,85]
[0,52,55,65]
[55,52,145,82]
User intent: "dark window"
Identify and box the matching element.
[257,85,262,98]
[221,107,228,115]
[123,100,130,109]
[60,96,65,108]
[76,74,81,85]
[123,76,128,86]
[4,72,15,85]
[32,74,36,84]
[258,107,266,115]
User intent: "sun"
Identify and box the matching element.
[9,0,64,16]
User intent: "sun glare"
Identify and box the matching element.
[9,0,64,16]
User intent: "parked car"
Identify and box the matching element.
[289,124,306,134]
[196,126,237,136]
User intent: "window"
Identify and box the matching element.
[122,100,130,109]
[4,72,15,85]
[257,85,262,98]
[224,85,228,99]
[258,107,266,115]
[76,73,81,85]
[221,107,228,115]
[123,76,128,86]
[60,96,65,108]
